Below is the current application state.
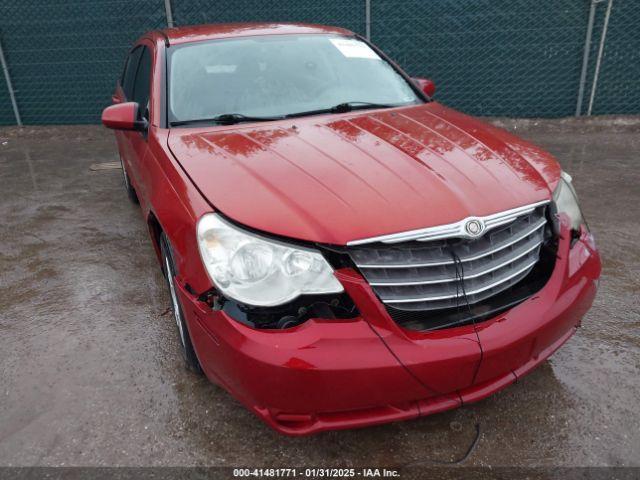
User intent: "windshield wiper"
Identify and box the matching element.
[284,101,399,119]
[171,113,285,127]
[171,102,402,126]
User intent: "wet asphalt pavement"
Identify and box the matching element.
[0,117,638,468]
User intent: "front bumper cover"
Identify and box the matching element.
[176,223,601,435]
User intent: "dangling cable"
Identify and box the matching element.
[402,422,481,466]
[447,244,483,386]
[447,246,473,315]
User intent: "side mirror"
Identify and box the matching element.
[412,77,436,98]
[102,102,147,130]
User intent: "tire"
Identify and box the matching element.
[120,157,139,204]
[160,233,203,374]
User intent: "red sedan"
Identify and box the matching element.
[102,23,601,435]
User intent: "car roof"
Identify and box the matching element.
[146,22,354,46]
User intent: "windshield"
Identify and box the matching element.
[168,34,422,123]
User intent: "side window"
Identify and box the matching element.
[121,47,142,100]
[120,56,129,87]
[132,46,152,120]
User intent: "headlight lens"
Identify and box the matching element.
[196,214,343,306]
[553,171,586,231]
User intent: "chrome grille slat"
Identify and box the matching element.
[383,266,535,312]
[369,239,542,286]
[381,258,538,303]
[347,200,549,246]
[355,217,546,269]
[347,204,549,315]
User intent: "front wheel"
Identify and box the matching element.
[160,233,202,374]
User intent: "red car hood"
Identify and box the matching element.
[168,102,560,245]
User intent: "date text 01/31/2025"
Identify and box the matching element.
[232,468,400,477]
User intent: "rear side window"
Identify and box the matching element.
[132,47,152,119]
[121,47,142,99]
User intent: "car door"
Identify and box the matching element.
[123,44,154,203]
[114,47,142,180]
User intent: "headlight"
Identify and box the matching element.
[553,171,586,231]
[196,214,343,306]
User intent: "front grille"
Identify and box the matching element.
[347,203,554,329]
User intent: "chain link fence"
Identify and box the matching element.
[374,0,590,117]
[0,0,166,125]
[588,0,640,115]
[0,0,638,125]
[173,0,365,35]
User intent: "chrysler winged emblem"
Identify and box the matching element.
[464,218,485,237]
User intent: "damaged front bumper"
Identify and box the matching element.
[175,223,601,435]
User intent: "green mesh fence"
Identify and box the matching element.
[173,0,366,36]
[0,64,13,125]
[0,0,166,125]
[372,0,591,117]
[0,0,638,125]
[588,0,640,115]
